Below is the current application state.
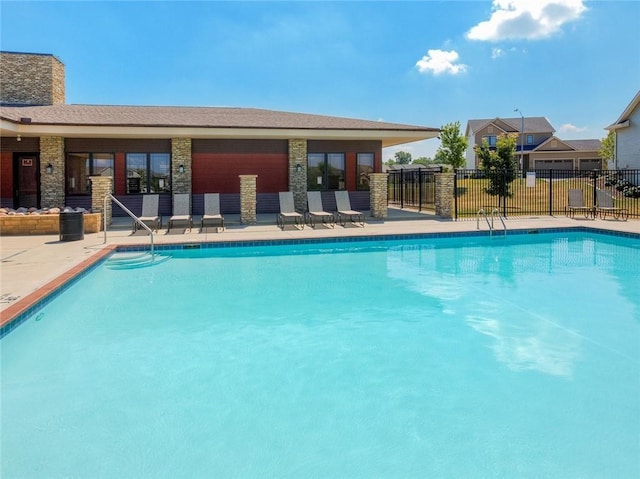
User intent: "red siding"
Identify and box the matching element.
[1,152,13,199]
[192,153,288,194]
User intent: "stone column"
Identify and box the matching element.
[40,136,65,208]
[239,175,257,224]
[369,173,388,219]
[172,138,192,194]
[435,172,455,218]
[90,176,113,228]
[288,139,307,212]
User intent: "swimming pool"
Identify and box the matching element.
[2,231,639,478]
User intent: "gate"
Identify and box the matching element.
[387,167,441,211]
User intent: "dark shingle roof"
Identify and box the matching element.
[0,104,437,132]
[564,139,602,151]
[467,117,554,134]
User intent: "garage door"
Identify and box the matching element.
[534,159,574,170]
[580,159,602,170]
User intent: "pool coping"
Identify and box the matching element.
[1,225,639,338]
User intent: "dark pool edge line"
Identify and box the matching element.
[1,226,638,338]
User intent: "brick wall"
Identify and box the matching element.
[40,137,65,208]
[288,139,307,212]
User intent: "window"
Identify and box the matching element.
[526,134,534,145]
[356,153,374,190]
[307,153,345,191]
[66,153,114,195]
[482,136,497,147]
[126,153,171,194]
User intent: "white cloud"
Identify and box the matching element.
[415,49,467,76]
[491,47,504,59]
[466,0,587,41]
[558,123,587,133]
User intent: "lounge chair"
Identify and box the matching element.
[277,191,304,230]
[565,189,594,219]
[200,193,224,232]
[335,190,364,227]
[306,191,335,228]
[167,193,193,232]
[134,194,161,232]
[596,189,628,220]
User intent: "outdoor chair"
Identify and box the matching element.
[167,193,193,232]
[335,190,365,227]
[277,192,304,230]
[596,189,628,220]
[200,193,224,232]
[134,194,161,232]
[565,189,595,219]
[306,191,335,228]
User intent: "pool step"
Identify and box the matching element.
[105,252,170,269]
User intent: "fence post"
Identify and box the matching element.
[591,170,598,208]
[400,168,404,209]
[418,168,423,211]
[549,169,553,216]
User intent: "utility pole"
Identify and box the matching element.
[514,108,524,171]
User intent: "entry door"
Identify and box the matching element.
[14,154,40,208]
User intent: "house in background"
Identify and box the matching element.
[606,90,640,169]
[465,117,602,171]
[0,51,439,216]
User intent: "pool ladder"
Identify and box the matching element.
[477,208,507,237]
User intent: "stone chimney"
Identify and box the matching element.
[0,51,65,105]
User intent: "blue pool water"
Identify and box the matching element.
[2,232,639,478]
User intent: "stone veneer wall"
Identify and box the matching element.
[369,173,388,219]
[40,137,65,208]
[172,138,192,194]
[288,139,307,212]
[0,52,65,105]
[239,175,257,224]
[0,213,101,235]
[435,173,455,218]
[90,176,113,226]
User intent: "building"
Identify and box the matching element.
[465,117,602,171]
[606,90,640,169]
[0,51,439,216]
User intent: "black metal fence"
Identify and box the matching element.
[454,169,640,219]
[387,168,441,211]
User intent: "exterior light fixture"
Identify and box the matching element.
[16,134,21,142]
[178,164,185,174]
[296,163,302,173]
[46,163,53,174]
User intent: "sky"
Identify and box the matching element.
[1,0,639,161]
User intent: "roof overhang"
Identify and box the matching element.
[0,120,438,148]
[606,119,630,131]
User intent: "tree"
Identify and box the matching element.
[394,151,412,165]
[599,131,615,168]
[476,133,518,207]
[434,121,468,169]
[412,156,435,166]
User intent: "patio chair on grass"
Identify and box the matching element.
[167,193,193,232]
[277,192,304,230]
[565,189,595,219]
[335,190,365,227]
[200,193,224,232]
[596,189,628,220]
[306,191,335,228]
[134,194,161,232]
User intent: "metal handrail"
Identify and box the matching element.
[477,208,492,235]
[103,194,154,256]
[491,208,507,237]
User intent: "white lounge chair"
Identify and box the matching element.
[596,190,628,220]
[306,191,335,228]
[134,194,161,232]
[167,193,192,232]
[565,189,594,219]
[335,190,364,227]
[201,193,224,232]
[277,192,304,230]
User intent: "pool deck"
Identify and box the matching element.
[2,207,639,323]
